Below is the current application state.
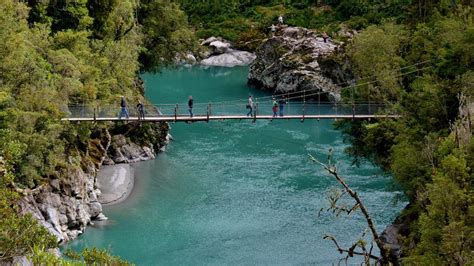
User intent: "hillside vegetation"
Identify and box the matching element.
[0,0,194,263]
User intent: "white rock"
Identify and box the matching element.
[95,213,108,221]
[46,207,62,234]
[67,230,80,240]
[201,36,219,46]
[88,202,102,218]
[209,40,231,55]
[58,214,68,225]
[201,50,256,67]
[40,220,64,243]
[76,203,90,226]
[12,256,33,266]
[185,53,197,63]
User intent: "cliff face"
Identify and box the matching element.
[248,26,353,101]
[17,122,170,243]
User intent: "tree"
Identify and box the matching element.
[138,0,199,72]
[349,22,408,103]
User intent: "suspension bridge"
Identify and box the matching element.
[62,101,400,122]
[59,60,432,123]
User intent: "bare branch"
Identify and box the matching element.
[323,235,380,261]
[309,153,390,263]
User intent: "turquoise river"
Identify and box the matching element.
[66,66,406,265]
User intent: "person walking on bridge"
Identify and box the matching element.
[247,95,254,117]
[136,101,145,120]
[188,96,194,117]
[278,96,287,117]
[118,96,129,119]
[272,97,278,118]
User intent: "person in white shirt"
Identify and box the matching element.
[278,15,284,25]
[247,95,254,117]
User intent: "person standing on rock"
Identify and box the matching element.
[247,95,254,117]
[118,96,129,119]
[322,32,329,43]
[278,15,284,25]
[272,97,278,118]
[278,96,287,117]
[136,101,145,120]
[270,24,277,36]
[188,95,194,117]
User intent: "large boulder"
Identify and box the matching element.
[201,49,256,67]
[248,26,353,101]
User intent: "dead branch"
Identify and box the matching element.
[323,235,380,261]
[309,154,390,264]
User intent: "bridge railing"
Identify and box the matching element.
[63,101,397,119]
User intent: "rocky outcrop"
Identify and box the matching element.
[106,134,155,164]
[380,224,403,265]
[248,26,353,101]
[18,122,170,244]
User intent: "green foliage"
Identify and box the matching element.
[81,247,132,265]
[87,0,138,40]
[30,247,133,265]
[404,137,473,264]
[177,0,340,44]
[337,2,473,262]
[176,0,466,49]
[139,0,199,72]
[28,0,93,32]
[336,120,396,169]
[349,22,407,102]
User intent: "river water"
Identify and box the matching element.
[67,66,406,265]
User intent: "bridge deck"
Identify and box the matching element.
[62,114,400,122]
[62,102,400,122]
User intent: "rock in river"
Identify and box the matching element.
[248,26,353,101]
[201,49,256,67]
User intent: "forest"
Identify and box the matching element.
[0,0,472,264]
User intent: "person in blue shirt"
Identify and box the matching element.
[278,96,287,117]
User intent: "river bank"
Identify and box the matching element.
[96,164,134,206]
